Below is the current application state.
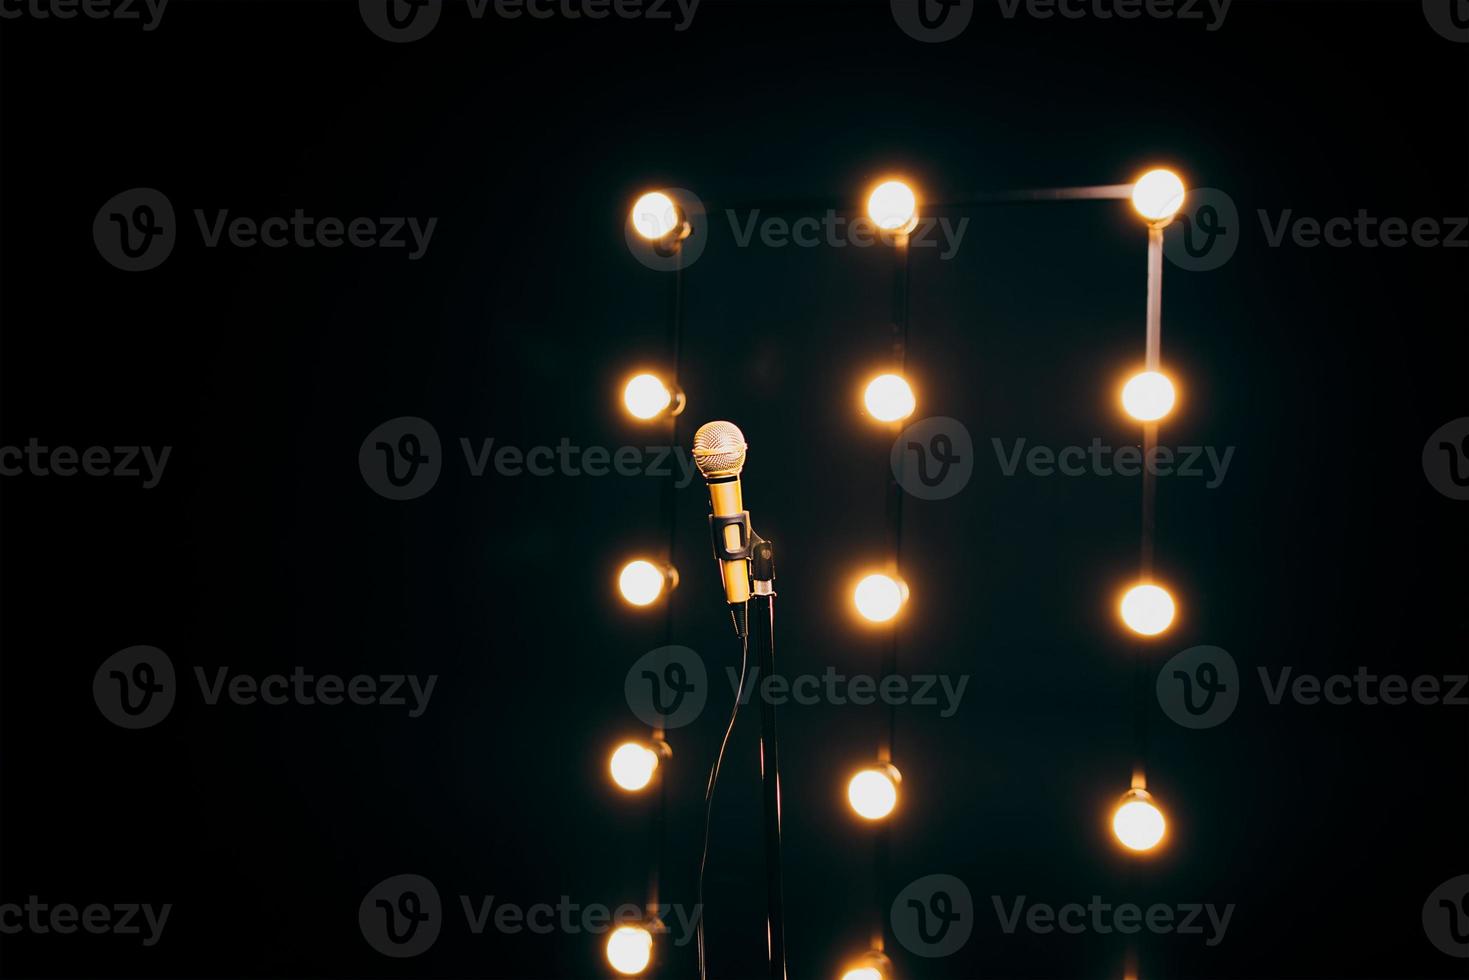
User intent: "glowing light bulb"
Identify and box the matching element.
[1121,370,1176,422]
[631,192,679,241]
[840,949,892,980]
[609,741,660,792]
[1131,169,1186,223]
[1112,788,1166,852]
[1119,583,1175,636]
[605,924,653,975]
[847,764,901,820]
[863,373,916,423]
[853,573,907,623]
[618,560,674,607]
[623,374,673,420]
[867,179,918,234]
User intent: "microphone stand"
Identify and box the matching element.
[704,471,786,980]
[748,537,786,980]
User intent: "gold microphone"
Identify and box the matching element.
[691,421,752,631]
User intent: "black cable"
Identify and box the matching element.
[697,627,750,980]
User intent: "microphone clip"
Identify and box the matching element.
[750,536,775,595]
[707,511,753,562]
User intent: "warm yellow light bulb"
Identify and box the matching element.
[840,950,892,980]
[605,924,653,975]
[846,765,900,820]
[863,373,916,423]
[1131,169,1186,223]
[623,374,673,420]
[631,192,679,241]
[1112,789,1166,852]
[1121,370,1176,422]
[853,573,907,623]
[867,180,918,234]
[609,741,660,792]
[1119,583,1175,636]
[618,560,669,606]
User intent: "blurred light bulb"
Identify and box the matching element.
[624,374,673,420]
[1121,370,1176,422]
[840,949,893,980]
[1112,788,1166,852]
[605,924,653,975]
[618,560,674,606]
[854,573,907,623]
[631,192,679,241]
[867,179,918,234]
[609,741,660,792]
[1131,169,1186,223]
[847,764,901,820]
[1119,583,1175,636]
[863,373,916,423]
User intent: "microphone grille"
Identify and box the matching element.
[691,421,747,477]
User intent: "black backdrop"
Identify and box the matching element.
[1,1,1467,977]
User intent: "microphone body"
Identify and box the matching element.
[707,475,751,606]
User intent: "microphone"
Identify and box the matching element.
[692,421,753,633]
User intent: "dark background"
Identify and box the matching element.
[1,0,1467,977]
